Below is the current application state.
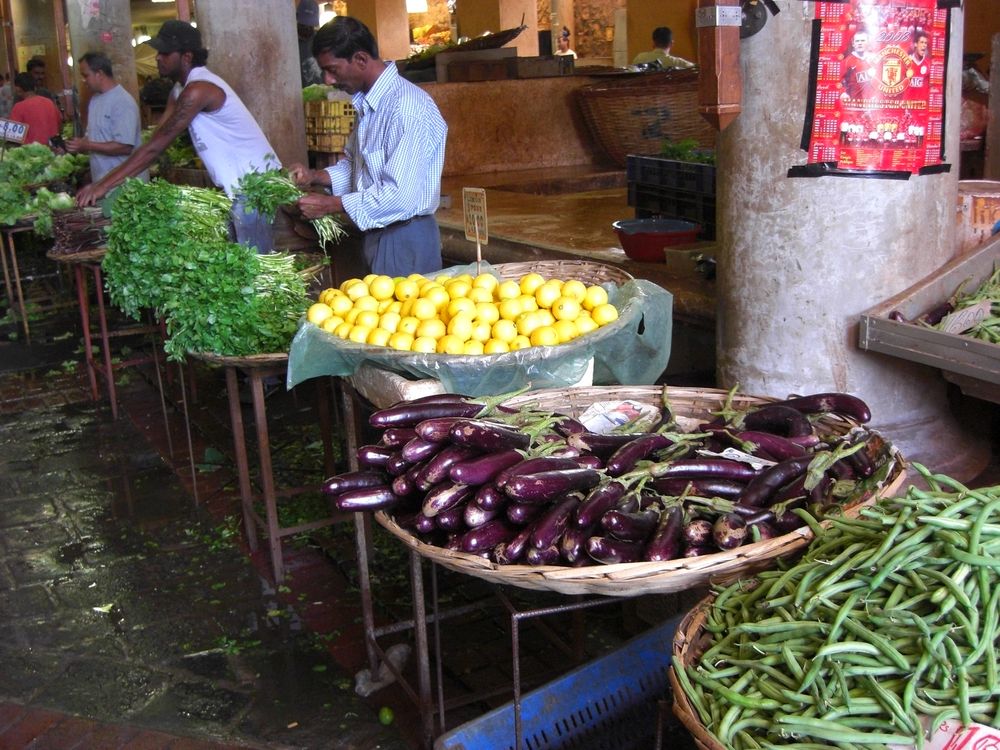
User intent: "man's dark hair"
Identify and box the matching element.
[652,27,673,49]
[13,72,35,92]
[913,29,929,44]
[26,57,45,72]
[313,16,379,60]
[79,51,114,77]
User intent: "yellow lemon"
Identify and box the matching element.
[535,310,555,327]
[318,288,337,305]
[515,311,543,338]
[434,274,452,285]
[321,316,343,334]
[447,297,476,319]
[445,279,472,299]
[470,320,493,343]
[344,308,361,325]
[348,325,372,344]
[530,325,560,347]
[592,303,619,326]
[388,332,414,351]
[574,316,599,336]
[436,334,466,355]
[498,297,523,322]
[367,328,392,347]
[497,280,521,300]
[329,294,353,317]
[334,321,353,338]
[491,318,518,343]
[398,316,420,335]
[535,280,563,309]
[363,273,379,285]
[519,272,546,296]
[339,277,363,293]
[399,299,414,317]
[474,302,500,325]
[463,340,485,355]
[377,299,395,314]
[560,279,588,303]
[378,311,401,334]
[407,273,427,282]
[353,295,379,312]
[483,339,510,354]
[307,302,333,327]
[368,275,396,301]
[394,278,420,302]
[386,300,403,314]
[510,334,531,351]
[467,286,494,304]
[517,294,539,313]
[583,284,609,311]
[411,298,438,321]
[472,273,499,293]
[554,319,578,343]
[355,310,380,329]
[447,313,475,342]
[453,273,474,284]
[411,336,438,354]
[422,285,451,311]
[551,296,582,322]
[344,280,369,301]
[416,318,447,340]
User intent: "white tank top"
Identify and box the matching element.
[178,67,278,195]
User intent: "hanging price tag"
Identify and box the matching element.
[0,118,28,144]
[462,187,488,246]
[940,299,991,335]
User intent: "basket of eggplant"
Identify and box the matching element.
[324,385,906,596]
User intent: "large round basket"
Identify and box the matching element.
[374,385,907,597]
[491,259,632,286]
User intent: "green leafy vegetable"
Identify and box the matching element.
[659,138,715,165]
[236,168,346,248]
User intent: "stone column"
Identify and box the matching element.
[196,0,307,170]
[716,3,987,478]
[348,0,411,62]
[453,0,539,56]
[65,0,138,101]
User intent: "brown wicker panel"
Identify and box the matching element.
[492,260,632,285]
[670,600,728,750]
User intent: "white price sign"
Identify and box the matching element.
[462,187,488,245]
[0,118,28,144]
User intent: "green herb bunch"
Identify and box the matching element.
[236,168,346,248]
[0,144,89,226]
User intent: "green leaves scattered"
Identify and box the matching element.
[236,168,346,248]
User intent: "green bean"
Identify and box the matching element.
[688,669,784,710]
[774,715,913,745]
[945,544,1000,569]
[840,617,910,671]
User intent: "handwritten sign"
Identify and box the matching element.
[940,299,991,335]
[889,718,1000,750]
[462,187,488,246]
[0,118,28,144]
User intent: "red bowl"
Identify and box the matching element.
[612,219,701,263]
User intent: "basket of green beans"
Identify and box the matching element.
[671,463,1000,750]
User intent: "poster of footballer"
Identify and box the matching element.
[805,0,948,175]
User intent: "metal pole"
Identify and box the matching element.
[176,0,191,22]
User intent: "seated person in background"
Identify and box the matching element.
[554,27,577,59]
[9,72,62,146]
[632,26,695,69]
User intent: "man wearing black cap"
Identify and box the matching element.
[297,0,323,87]
[76,20,279,252]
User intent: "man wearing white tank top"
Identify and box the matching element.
[76,20,279,253]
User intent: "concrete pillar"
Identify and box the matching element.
[9,0,56,75]
[348,0,411,62]
[716,3,987,479]
[65,0,138,101]
[196,0,307,170]
[454,0,539,56]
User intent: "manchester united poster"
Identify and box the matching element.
[805,0,948,175]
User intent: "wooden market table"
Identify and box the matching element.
[1,222,38,343]
[188,351,340,583]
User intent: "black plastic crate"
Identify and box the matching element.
[629,184,716,240]
[626,155,716,196]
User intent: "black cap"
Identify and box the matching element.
[146,20,203,54]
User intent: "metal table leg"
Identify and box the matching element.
[73,263,99,401]
[225,366,258,552]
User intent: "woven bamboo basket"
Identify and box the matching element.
[576,70,717,168]
[374,385,907,597]
[491,259,632,285]
[670,597,729,750]
[404,23,527,71]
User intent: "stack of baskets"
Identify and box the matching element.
[304,99,356,153]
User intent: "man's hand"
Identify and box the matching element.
[64,137,88,154]
[297,192,343,220]
[288,163,316,188]
[76,183,106,208]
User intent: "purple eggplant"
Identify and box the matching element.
[401,392,474,406]
[526,545,561,566]
[843,440,876,478]
[748,520,779,542]
[586,536,645,564]
[772,499,809,533]
[474,483,506,511]
[810,475,834,506]
[401,437,443,464]
[683,545,716,558]
[436,503,467,531]
[770,393,872,424]
[335,485,399,512]
[382,427,418,448]
[464,501,499,528]
[506,501,545,525]
[573,481,628,528]
[651,477,746,499]
[357,444,395,468]
[498,522,536,563]
[449,419,531,452]
[601,508,660,543]
[648,458,760,482]
[920,301,954,327]
[682,518,714,547]
[370,401,483,429]
[385,451,413,477]
[448,449,524,486]
[560,523,597,564]
[413,513,436,534]
[504,467,601,503]
[713,512,748,550]
[734,431,809,461]
[460,519,515,554]
[644,506,684,562]
[604,433,675,477]
[415,445,480,491]
[740,404,814,437]
[414,417,464,443]
[421,481,474,518]
[737,455,814,508]
[772,474,808,505]
[323,470,387,496]
[391,471,418,498]
[567,431,640,458]
[553,416,587,437]
[495,456,580,489]
[530,495,580,550]
[572,454,605,470]
[888,310,907,322]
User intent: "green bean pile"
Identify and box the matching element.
[674,463,1000,750]
[935,264,1000,343]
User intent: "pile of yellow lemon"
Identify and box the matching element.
[306,271,620,355]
